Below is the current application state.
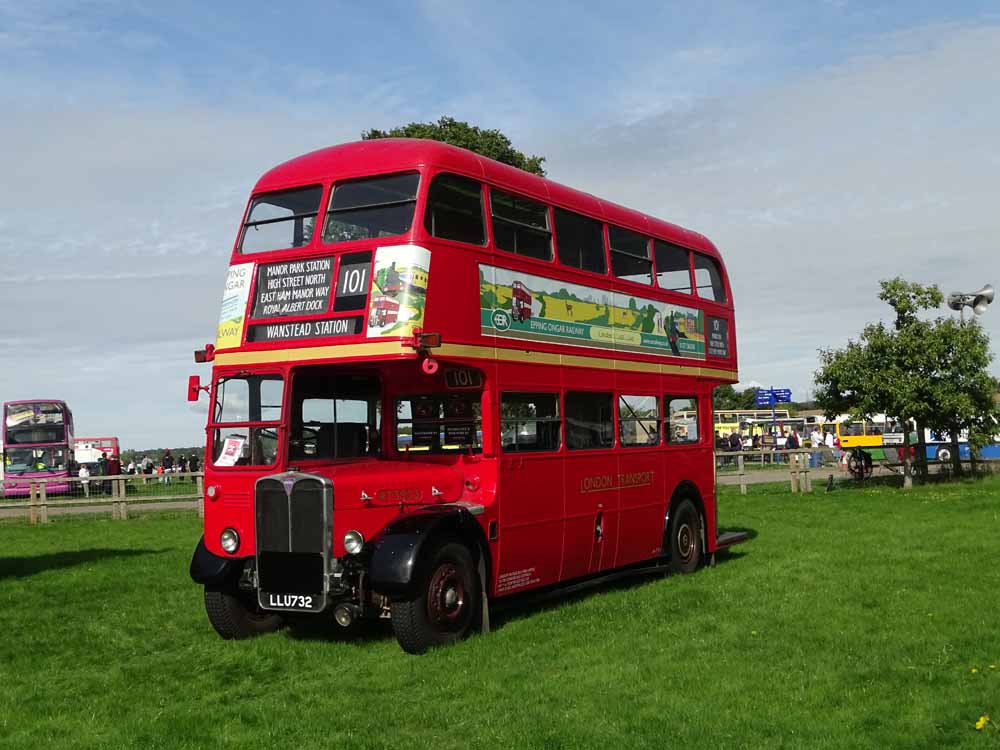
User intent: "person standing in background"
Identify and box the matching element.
[78,464,90,497]
[162,449,174,484]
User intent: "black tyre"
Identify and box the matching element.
[937,447,951,463]
[204,585,284,640]
[667,499,703,575]
[390,541,479,655]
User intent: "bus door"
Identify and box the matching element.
[562,390,618,579]
[614,394,667,567]
[496,391,564,593]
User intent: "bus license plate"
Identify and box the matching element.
[259,592,323,612]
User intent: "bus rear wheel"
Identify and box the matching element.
[204,585,284,639]
[668,499,703,575]
[390,541,479,655]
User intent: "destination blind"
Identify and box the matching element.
[252,257,334,319]
[246,316,363,343]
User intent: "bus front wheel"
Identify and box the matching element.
[390,541,479,655]
[204,585,284,639]
[668,499,703,575]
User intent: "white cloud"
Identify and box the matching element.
[536,22,1000,396]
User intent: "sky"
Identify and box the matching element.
[1,1,998,448]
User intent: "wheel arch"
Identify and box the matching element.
[368,506,491,602]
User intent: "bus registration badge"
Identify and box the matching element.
[259,592,325,612]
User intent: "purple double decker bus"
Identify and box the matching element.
[2,400,74,497]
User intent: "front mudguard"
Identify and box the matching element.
[189,536,244,586]
[368,506,487,601]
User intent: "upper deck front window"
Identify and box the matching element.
[323,172,419,244]
[4,403,67,444]
[240,186,322,254]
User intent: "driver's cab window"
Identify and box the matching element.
[289,373,381,460]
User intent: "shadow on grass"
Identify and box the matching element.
[281,532,758,645]
[0,548,165,580]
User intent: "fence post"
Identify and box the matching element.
[737,453,747,495]
[28,482,39,525]
[802,452,812,492]
[196,474,205,518]
[789,453,799,493]
[118,478,128,520]
[39,480,49,524]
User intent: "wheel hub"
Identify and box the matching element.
[428,563,466,627]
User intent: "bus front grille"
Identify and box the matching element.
[255,476,327,554]
[254,473,331,605]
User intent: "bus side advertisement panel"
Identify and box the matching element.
[479,264,706,360]
[217,262,255,350]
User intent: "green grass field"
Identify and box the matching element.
[2,478,998,749]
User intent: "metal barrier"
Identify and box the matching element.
[0,473,204,524]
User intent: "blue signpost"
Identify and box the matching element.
[755,387,793,435]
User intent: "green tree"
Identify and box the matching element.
[814,277,997,488]
[362,117,546,176]
[712,384,756,410]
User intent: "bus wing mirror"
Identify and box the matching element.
[188,375,202,402]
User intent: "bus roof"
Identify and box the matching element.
[253,138,721,260]
[3,399,68,407]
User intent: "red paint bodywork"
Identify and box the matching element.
[200,139,737,600]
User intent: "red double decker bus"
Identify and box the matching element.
[189,139,744,653]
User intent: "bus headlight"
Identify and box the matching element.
[220,528,240,554]
[343,531,364,555]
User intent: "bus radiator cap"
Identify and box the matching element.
[422,357,439,375]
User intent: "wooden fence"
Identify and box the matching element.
[716,449,816,495]
[0,473,204,524]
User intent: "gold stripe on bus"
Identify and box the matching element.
[214,340,737,380]
[436,343,737,380]
[214,341,408,366]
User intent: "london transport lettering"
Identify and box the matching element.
[580,471,655,494]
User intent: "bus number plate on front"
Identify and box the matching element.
[259,592,324,612]
[445,369,482,389]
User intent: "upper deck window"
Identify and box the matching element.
[323,172,419,244]
[654,241,692,294]
[424,173,485,245]
[609,226,652,285]
[555,209,606,275]
[694,253,727,303]
[4,403,67,444]
[490,189,552,261]
[240,186,322,254]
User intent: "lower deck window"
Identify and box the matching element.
[396,394,482,453]
[565,391,614,450]
[666,397,700,444]
[619,395,661,446]
[501,392,561,452]
[213,427,279,467]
